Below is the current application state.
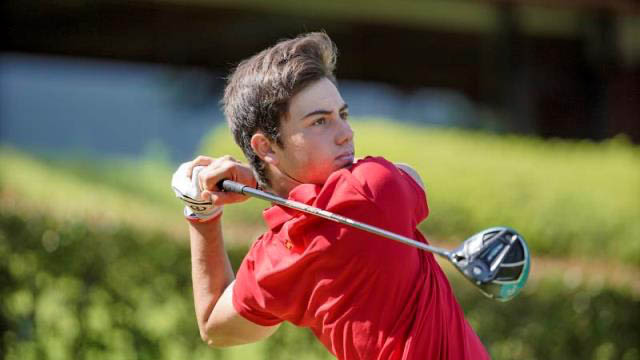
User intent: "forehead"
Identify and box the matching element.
[287,78,344,121]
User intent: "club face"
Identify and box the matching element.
[450,227,530,302]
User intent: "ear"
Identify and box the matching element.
[250,133,279,165]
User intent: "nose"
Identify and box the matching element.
[336,118,354,145]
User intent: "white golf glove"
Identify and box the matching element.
[171,164,223,223]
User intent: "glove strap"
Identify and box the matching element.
[184,206,223,224]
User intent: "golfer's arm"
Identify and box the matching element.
[189,218,279,347]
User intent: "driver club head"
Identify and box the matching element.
[449,227,530,302]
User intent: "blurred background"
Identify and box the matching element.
[1,0,639,359]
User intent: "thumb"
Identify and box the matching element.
[212,191,246,206]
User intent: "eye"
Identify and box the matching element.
[340,111,349,121]
[312,117,327,126]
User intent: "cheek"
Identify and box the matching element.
[303,147,339,180]
[302,138,333,163]
[284,133,337,182]
[287,135,320,164]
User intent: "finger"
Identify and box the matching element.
[235,167,258,188]
[200,189,213,202]
[201,161,237,191]
[198,167,222,193]
[209,191,247,206]
[187,156,214,177]
[220,155,237,163]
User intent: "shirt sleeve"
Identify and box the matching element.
[232,237,285,326]
[397,164,429,225]
[350,157,429,228]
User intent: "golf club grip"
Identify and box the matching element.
[218,179,247,194]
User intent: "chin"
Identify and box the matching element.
[338,161,354,171]
[342,160,355,168]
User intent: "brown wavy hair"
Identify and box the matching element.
[222,32,338,188]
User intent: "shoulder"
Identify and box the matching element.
[342,156,429,224]
[351,156,396,178]
[351,156,397,191]
[394,163,425,190]
[348,156,422,201]
[350,157,423,188]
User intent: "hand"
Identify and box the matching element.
[172,162,220,222]
[175,155,257,206]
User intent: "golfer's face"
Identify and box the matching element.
[276,77,354,185]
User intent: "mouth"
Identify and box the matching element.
[335,151,355,166]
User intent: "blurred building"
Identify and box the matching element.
[3,0,640,145]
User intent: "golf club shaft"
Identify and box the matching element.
[220,180,452,258]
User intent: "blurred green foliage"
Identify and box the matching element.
[1,120,639,359]
[0,147,185,234]
[201,119,640,265]
[1,207,639,360]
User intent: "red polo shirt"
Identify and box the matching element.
[232,157,489,360]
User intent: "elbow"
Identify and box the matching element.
[200,328,221,348]
[200,327,236,348]
[200,332,222,348]
[199,329,213,347]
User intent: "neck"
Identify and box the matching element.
[265,166,303,198]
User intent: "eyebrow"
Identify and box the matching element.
[302,104,349,120]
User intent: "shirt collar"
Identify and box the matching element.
[263,183,322,230]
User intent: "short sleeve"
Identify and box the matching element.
[232,223,344,327]
[397,165,429,225]
[232,237,285,326]
[350,157,429,227]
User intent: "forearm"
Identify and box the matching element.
[189,217,235,340]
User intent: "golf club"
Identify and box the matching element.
[217,179,530,301]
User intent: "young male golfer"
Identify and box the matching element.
[172,32,490,359]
